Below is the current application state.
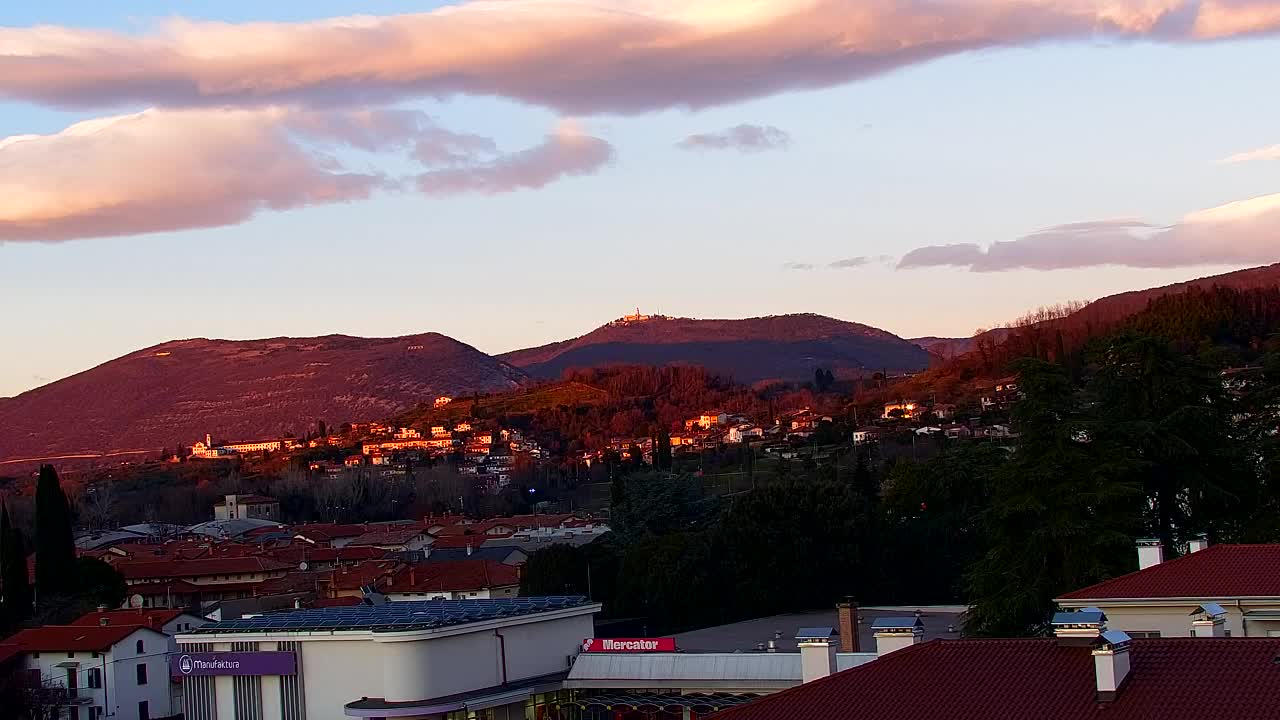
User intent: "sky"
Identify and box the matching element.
[2,0,1280,398]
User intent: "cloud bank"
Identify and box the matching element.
[2,1,1279,114]
[898,196,1280,271]
[679,124,792,152]
[0,109,612,242]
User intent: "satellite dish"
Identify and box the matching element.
[129,594,144,609]
[298,561,309,571]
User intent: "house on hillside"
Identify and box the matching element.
[852,427,881,445]
[213,494,279,521]
[882,402,919,420]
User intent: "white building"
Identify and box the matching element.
[8,623,173,720]
[213,494,280,521]
[727,425,764,444]
[1057,540,1280,638]
[176,596,599,720]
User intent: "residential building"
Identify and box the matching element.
[696,411,728,430]
[393,427,422,439]
[175,596,598,720]
[933,403,958,420]
[727,424,764,444]
[852,427,881,445]
[434,396,454,408]
[212,494,279,521]
[191,433,284,459]
[382,559,521,601]
[882,402,919,420]
[118,557,292,608]
[70,608,211,714]
[7,623,172,720]
[346,525,433,553]
[712,610,1280,720]
[1056,540,1280,638]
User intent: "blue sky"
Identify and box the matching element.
[2,1,1279,397]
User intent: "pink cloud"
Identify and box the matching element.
[898,197,1280,271]
[0,107,388,243]
[0,107,609,242]
[1,2,1278,114]
[417,122,614,195]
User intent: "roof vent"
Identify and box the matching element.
[871,617,923,656]
[1052,609,1107,646]
[1136,538,1164,570]
[1191,603,1227,637]
[1092,630,1133,702]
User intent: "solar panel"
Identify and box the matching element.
[188,596,590,634]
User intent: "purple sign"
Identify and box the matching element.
[171,651,296,677]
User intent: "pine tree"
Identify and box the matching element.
[1,504,32,626]
[654,431,672,470]
[34,465,76,598]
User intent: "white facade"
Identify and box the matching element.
[20,627,172,720]
[1055,599,1280,638]
[385,585,519,602]
[178,602,599,720]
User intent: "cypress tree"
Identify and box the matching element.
[1,504,32,625]
[35,464,76,597]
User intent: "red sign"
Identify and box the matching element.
[581,637,676,653]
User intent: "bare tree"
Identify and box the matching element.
[80,483,117,531]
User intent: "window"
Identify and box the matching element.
[91,651,99,658]
[69,708,79,720]
[136,639,145,654]
[138,700,150,720]
[89,708,103,720]
[68,651,76,658]
[136,663,148,685]
[87,668,102,689]
[31,652,39,659]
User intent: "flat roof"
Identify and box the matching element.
[673,606,965,654]
[187,596,591,635]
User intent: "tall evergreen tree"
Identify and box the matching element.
[654,430,672,471]
[1,504,32,626]
[34,465,76,598]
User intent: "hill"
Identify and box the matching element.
[500,313,931,383]
[0,333,526,464]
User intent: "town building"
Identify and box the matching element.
[190,433,285,459]
[382,559,521,601]
[1056,540,1280,638]
[881,402,919,420]
[213,494,279,522]
[393,427,422,440]
[561,604,963,715]
[175,596,598,720]
[434,396,454,408]
[727,425,763,444]
[7,623,173,720]
[119,556,292,608]
[712,609,1280,720]
[852,427,881,445]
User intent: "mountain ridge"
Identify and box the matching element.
[500,312,931,382]
[0,331,527,463]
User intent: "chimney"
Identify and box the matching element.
[1092,630,1133,702]
[1052,608,1107,646]
[96,604,108,613]
[837,601,859,653]
[766,639,777,653]
[796,627,837,683]
[1190,603,1227,637]
[1187,534,1210,554]
[871,617,923,656]
[466,543,473,556]
[1136,539,1164,570]
[409,568,416,587]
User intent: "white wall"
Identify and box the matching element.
[1061,601,1280,638]
[22,630,172,720]
[300,639,385,720]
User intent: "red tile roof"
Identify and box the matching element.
[266,545,387,566]
[292,523,368,542]
[321,560,405,592]
[347,527,428,547]
[0,643,22,665]
[117,556,292,581]
[713,638,1280,720]
[384,560,519,594]
[70,609,188,630]
[5,624,162,652]
[1058,544,1280,600]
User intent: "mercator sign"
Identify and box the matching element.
[581,637,676,653]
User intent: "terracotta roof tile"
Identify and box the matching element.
[70,609,188,630]
[5,624,162,652]
[116,556,292,580]
[384,560,519,594]
[1059,544,1280,600]
[714,638,1280,720]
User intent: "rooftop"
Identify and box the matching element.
[69,608,193,630]
[673,606,964,654]
[186,596,593,635]
[5,624,164,652]
[1058,544,1280,600]
[713,638,1280,720]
